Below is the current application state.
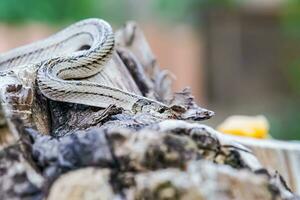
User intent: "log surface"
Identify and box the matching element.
[0,21,299,200]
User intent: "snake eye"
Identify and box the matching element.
[158,107,167,113]
[78,45,91,51]
[132,99,150,113]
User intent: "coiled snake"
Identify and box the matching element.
[0,18,181,119]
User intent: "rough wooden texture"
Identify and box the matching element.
[0,127,14,149]
[0,145,44,200]
[225,135,300,194]
[47,168,115,200]
[15,122,296,200]
[0,21,299,200]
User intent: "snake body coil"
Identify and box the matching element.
[0,18,171,116]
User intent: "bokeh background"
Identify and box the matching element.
[0,0,299,140]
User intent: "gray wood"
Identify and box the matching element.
[0,20,298,200]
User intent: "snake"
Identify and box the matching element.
[0,18,180,118]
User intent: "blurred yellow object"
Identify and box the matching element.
[217,115,270,139]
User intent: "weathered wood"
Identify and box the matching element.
[115,22,174,102]
[225,135,300,194]
[0,127,14,149]
[47,168,115,200]
[0,21,298,200]
[0,145,44,200]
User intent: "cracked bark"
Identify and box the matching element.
[0,21,299,200]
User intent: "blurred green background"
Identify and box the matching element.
[0,0,299,140]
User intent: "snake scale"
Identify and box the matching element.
[0,18,180,118]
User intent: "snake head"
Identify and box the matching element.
[163,104,214,121]
[132,98,214,121]
[132,99,177,118]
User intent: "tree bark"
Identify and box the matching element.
[0,21,299,200]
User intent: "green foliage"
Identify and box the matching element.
[286,59,300,95]
[152,0,195,22]
[0,0,237,24]
[0,0,90,23]
[0,0,129,24]
[269,102,300,140]
[281,0,300,38]
[280,0,300,97]
[151,0,235,24]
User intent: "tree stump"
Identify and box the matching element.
[0,21,299,200]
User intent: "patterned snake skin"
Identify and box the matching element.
[0,18,183,120]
